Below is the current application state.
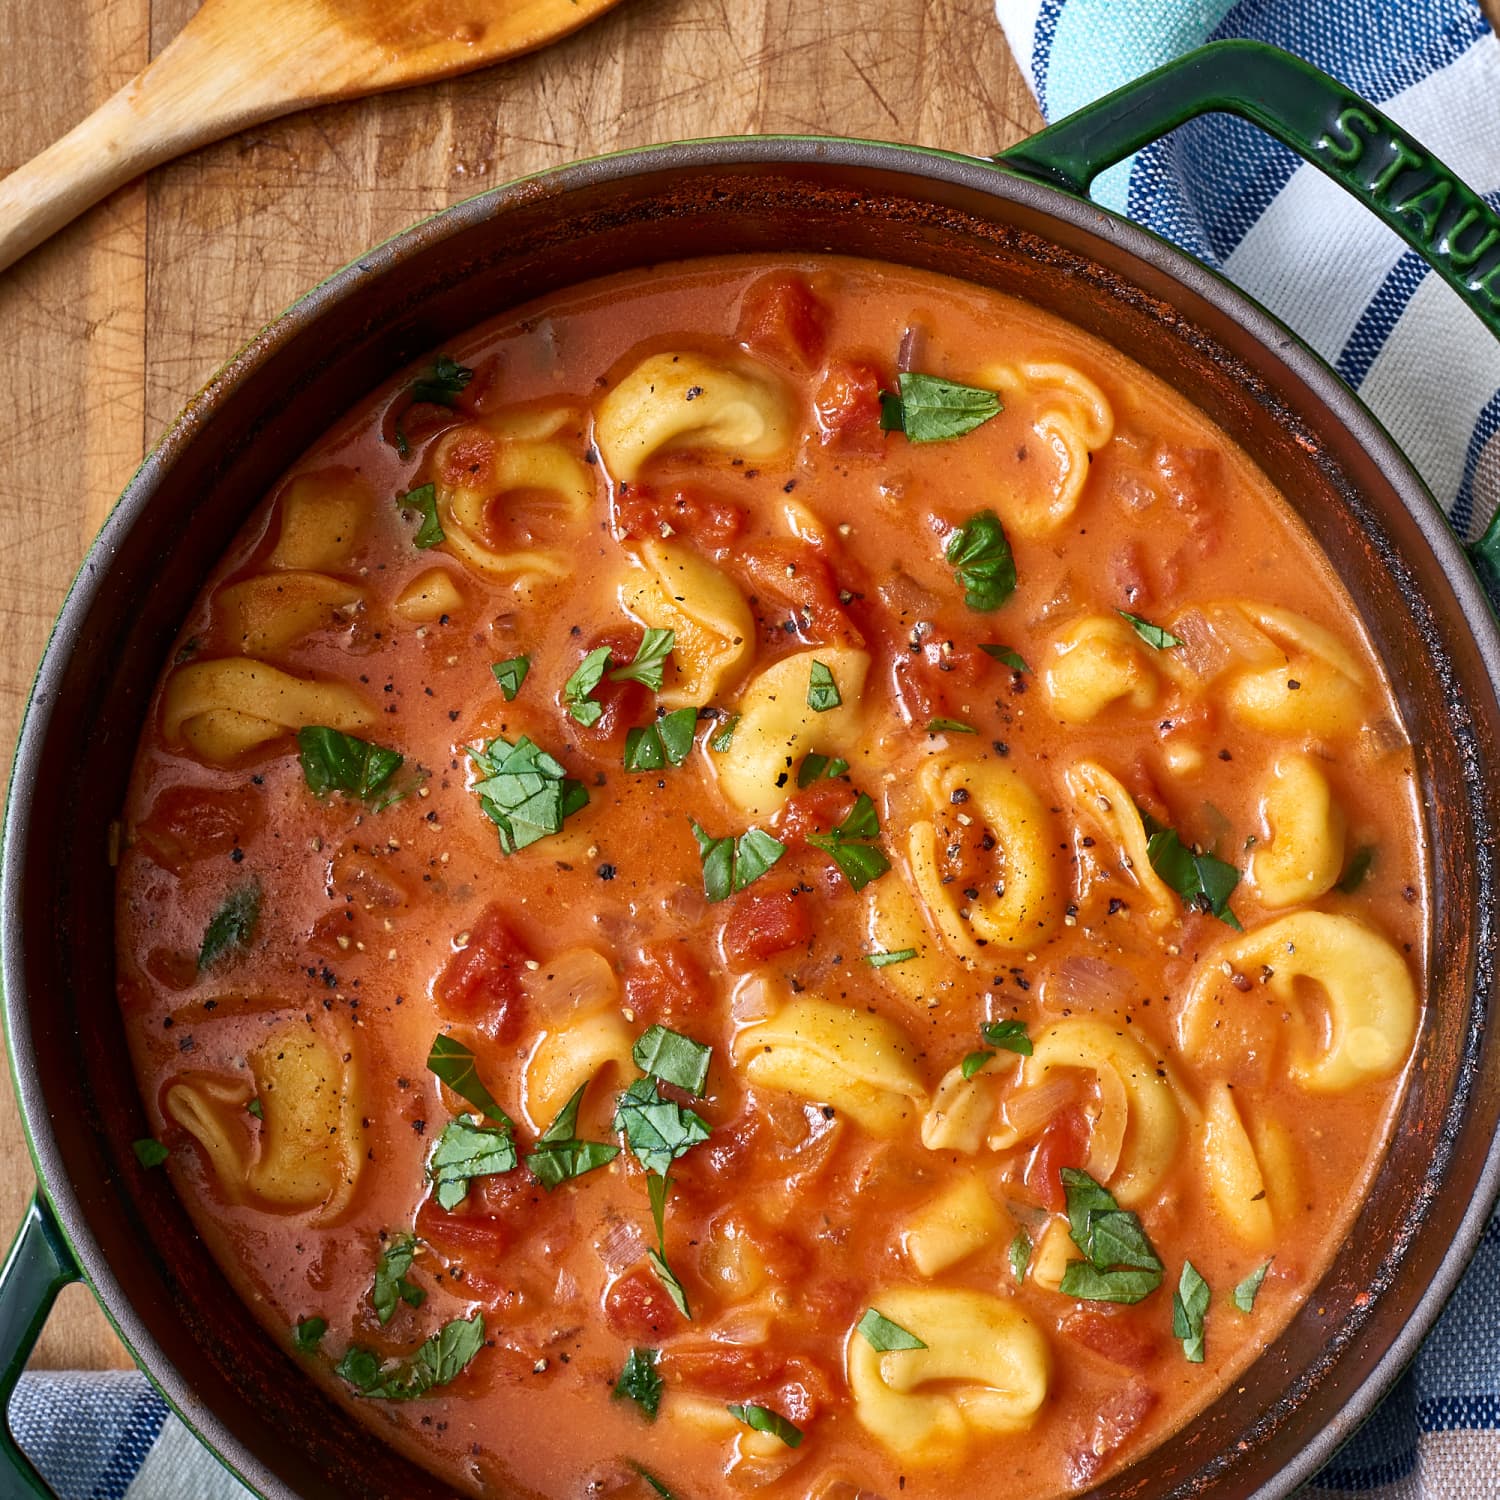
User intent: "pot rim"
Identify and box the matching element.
[7,132,1500,1500]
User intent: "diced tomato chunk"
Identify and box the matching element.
[613,488,745,550]
[736,274,827,370]
[135,783,264,874]
[772,781,860,850]
[814,361,885,446]
[798,1274,865,1328]
[720,887,812,966]
[1066,1381,1159,1486]
[1024,1105,1091,1212]
[1060,1308,1161,1370]
[736,541,864,649]
[434,905,532,1039]
[659,1344,835,1421]
[623,941,715,1027]
[603,1267,687,1341]
[558,630,652,752]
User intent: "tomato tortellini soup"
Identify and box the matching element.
[116,257,1426,1499]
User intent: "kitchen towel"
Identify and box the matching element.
[992,1,1500,1495]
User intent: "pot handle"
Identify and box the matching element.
[996,38,1500,596]
[0,1194,81,1498]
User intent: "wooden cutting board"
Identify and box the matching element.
[0,0,1040,1372]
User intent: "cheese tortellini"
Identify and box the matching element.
[595,351,795,481]
[216,571,365,656]
[1044,614,1159,723]
[899,1173,1005,1276]
[266,470,366,571]
[618,540,754,707]
[1065,759,1177,929]
[863,873,961,1009]
[162,658,373,763]
[847,1288,1050,1461]
[1248,754,1347,908]
[164,1018,366,1222]
[716,647,870,819]
[1200,1082,1275,1250]
[1177,912,1417,1093]
[907,757,1060,957]
[731,996,927,1135]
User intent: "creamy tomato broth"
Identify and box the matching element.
[116,255,1425,1499]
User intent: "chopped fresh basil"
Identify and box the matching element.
[371,1234,426,1326]
[1058,1168,1164,1305]
[726,1403,803,1450]
[632,1026,712,1096]
[647,1170,672,1244]
[615,1078,711,1176]
[806,791,890,892]
[410,355,474,409]
[247,1098,264,1120]
[395,483,444,548]
[632,1466,677,1500]
[427,1034,511,1126]
[797,752,850,787]
[624,707,698,773]
[1140,808,1243,929]
[709,713,740,752]
[293,1316,327,1352]
[1337,845,1377,894]
[946,508,1017,611]
[1117,609,1184,650]
[807,659,842,713]
[198,881,261,971]
[1173,1260,1211,1363]
[613,1347,664,1420]
[132,1139,169,1168]
[469,734,589,854]
[610,628,676,691]
[564,646,613,727]
[641,1172,690,1318]
[1233,1261,1272,1314]
[980,644,1030,672]
[690,821,786,903]
[429,1115,519,1211]
[863,947,918,968]
[856,1308,927,1352]
[1009,1230,1032,1283]
[491,656,530,701]
[878,371,1002,444]
[961,1050,994,1079]
[337,1312,485,1401]
[981,1018,1033,1056]
[525,1079,620,1190]
[297,726,404,805]
[648,1246,691,1319]
[926,717,977,734]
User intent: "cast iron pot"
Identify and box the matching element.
[3,39,1500,1500]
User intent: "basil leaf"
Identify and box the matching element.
[1140,808,1243,929]
[648,1247,691,1319]
[1337,845,1377,894]
[980,644,1030,672]
[610,628,675,691]
[429,1115,519,1211]
[1058,1262,1164,1305]
[427,1034,511,1126]
[133,1139,168,1168]
[689,821,786,902]
[525,1080,620,1190]
[469,735,589,854]
[395,483,444,548]
[981,1018,1033,1056]
[410,354,473,408]
[564,646,612,726]
[613,1347,664,1420]
[632,1466,677,1499]
[797,752,849,787]
[863,947,918,968]
[614,1077,710,1176]
[830,791,880,842]
[371,1234,426,1326]
[856,1308,927,1352]
[1173,1260,1211,1363]
[1009,1230,1032,1284]
[726,1403,803,1450]
[1233,1261,1272,1314]
[647,1171,671,1248]
[807,660,842,713]
[926,717,977,734]
[1059,1168,1164,1305]
[297,726,404,804]
[1117,609,1183,650]
[632,1026,712,1096]
[491,656,530,701]
[709,713,739,752]
[292,1316,327,1352]
[624,707,698,773]
[247,1098,264,1119]
[198,881,261,970]
[806,791,890,892]
[946,508,1016,611]
[878,372,1002,444]
[960,1050,994,1079]
[337,1312,485,1401]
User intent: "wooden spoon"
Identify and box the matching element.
[0,0,625,275]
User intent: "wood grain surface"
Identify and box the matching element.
[0,0,1040,1373]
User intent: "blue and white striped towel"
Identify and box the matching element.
[9,7,1500,1496]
